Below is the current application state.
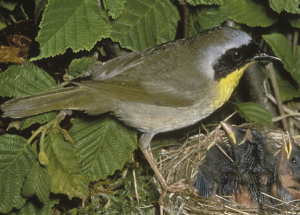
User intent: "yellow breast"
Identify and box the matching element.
[213,62,254,109]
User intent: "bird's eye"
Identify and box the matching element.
[291,157,297,165]
[232,51,243,61]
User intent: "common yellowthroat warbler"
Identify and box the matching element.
[1,27,281,193]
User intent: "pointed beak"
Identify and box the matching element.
[220,121,236,146]
[251,53,281,62]
[240,129,253,145]
[207,128,222,150]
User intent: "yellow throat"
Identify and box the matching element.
[213,62,253,109]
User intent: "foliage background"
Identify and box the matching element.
[0,0,300,214]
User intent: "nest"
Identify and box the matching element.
[159,123,300,214]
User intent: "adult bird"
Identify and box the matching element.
[1,27,281,193]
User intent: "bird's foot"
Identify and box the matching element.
[140,140,198,205]
[158,179,199,205]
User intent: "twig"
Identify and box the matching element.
[139,205,155,209]
[272,113,300,122]
[287,103,295,135]
[215,195,231,204]
[224,111,238,122]
[198,126,202,155]
[132,154,140,206]
[262,192,300,210]
[201,123,209,134]
[224,205,250,215]
[27,110,70,145]
[215,142,234,163]
[266,63,289,131]
[179,0,190,38]
[293,29,299,58]
[264,79,300,122]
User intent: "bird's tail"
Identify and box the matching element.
[1,86,100,118]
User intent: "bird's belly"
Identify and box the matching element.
[113,101,214,133]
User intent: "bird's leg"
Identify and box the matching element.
[139,133,198,197]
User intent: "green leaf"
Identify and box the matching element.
[186,0,222,6]
[44,129,89,199]
[263,65,300,101]
[0,135,37,214]
[286,14,300,28]
[275,69,300,101]
[189,5,229,36]
[110,0,179,51]
[69,116,138,182]
[19,112,58,130]
[0,1,18,11]
[22,162,50,203]
[0,62,58,98]
[234,102,273,127]
[263,34,297,77]
[34,0,48,22]
[32,0,111,60]
[104,0,126,19]
[68,57,95,77]
[277,78,300,101]
[9,198,59,215]
[226,0,278,27]
[263,35,300,87]
[269,0,300,14]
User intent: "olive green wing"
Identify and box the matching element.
[78,76,211,108]
[79,43,211,108]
